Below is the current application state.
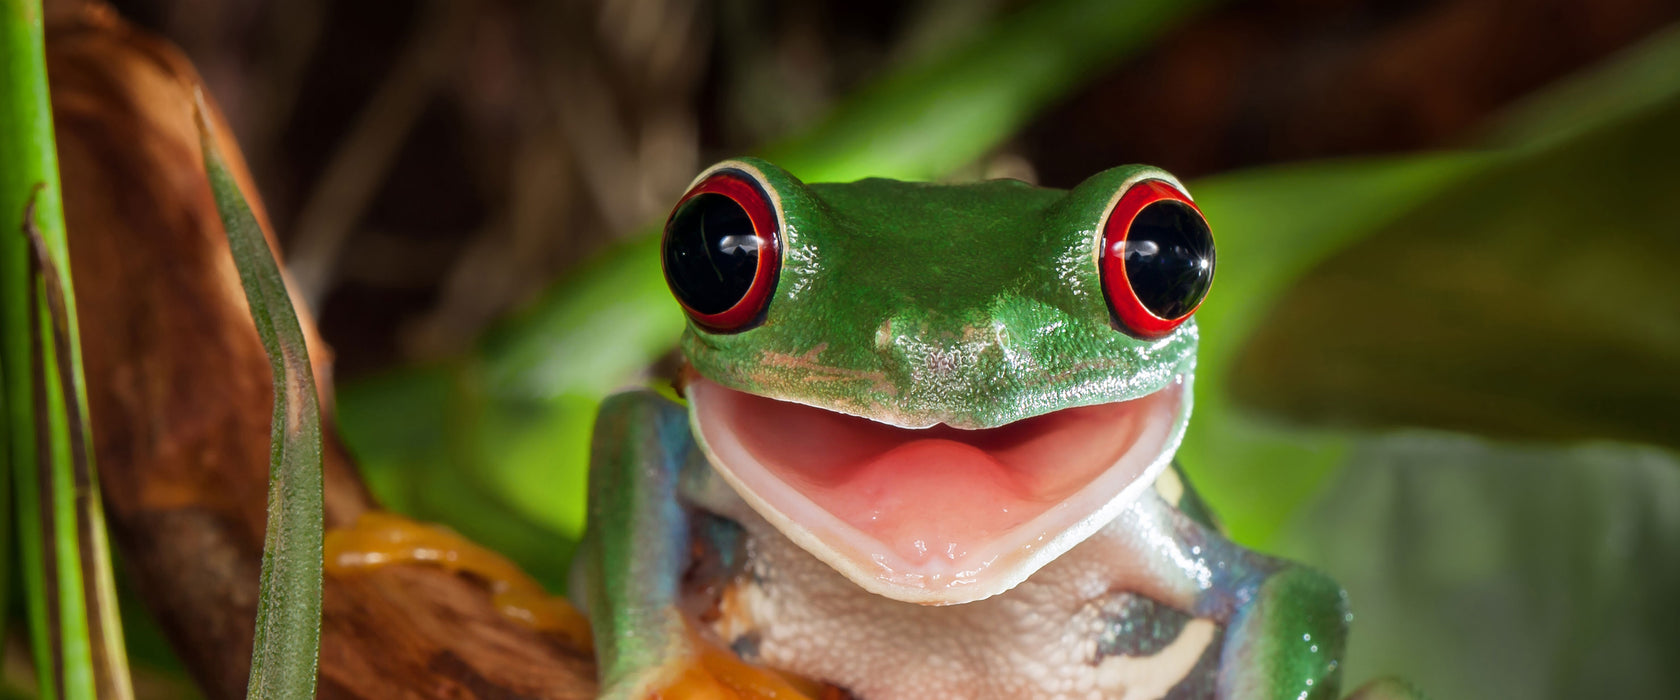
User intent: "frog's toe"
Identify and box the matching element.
[613,643,824,700]
[326,511,593,650]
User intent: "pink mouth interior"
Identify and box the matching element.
[690,378,1182,592]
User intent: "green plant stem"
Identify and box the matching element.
[2,2,133,697]
[2,2,81,697]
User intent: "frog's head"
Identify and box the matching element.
[666,158,1213,605]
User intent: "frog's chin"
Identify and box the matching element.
[687,375,1191,606]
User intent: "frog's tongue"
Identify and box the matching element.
[688,377,1185,605]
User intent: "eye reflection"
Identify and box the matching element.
[1124,239,1161,260]
[718,234,762,256]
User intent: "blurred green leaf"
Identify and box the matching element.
[1179,21,1680,543]
[1228,76,1680,451]
[477,234,674,404]
[0,347,8,669]
[1274,434,1680,699]
[337,367,581,587]
[1485,23,1680,152]
[1186,26,1680,699]
[763,0,1221,183]
[1179,154,1486,543]
[196,95,323,700]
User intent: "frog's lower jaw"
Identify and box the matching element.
[687,375,1191,606]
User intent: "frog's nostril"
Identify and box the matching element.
[878,315,935,356]
[922,348,961,377]
[878,317,1008,385]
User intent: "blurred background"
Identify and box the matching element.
[39,0,1680,698]
[109,0,1678,373]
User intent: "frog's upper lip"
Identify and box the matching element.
[687,375,1189,605]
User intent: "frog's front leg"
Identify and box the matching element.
[1110,479,1347,700]
[1212,561,1349,700]
[1120,475,1426,700]
[578,390,816,700]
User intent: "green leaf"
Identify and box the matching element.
[1177,27,1680,696]
[1174,154,1489,544]
[762,0,1222,183]
[1274,435,1680,699]
[1227,76,1680,452]
[194,93,324,700]
[1176,21,1680,544]
[1483,22,1680,152]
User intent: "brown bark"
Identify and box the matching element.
[49,5,596,698]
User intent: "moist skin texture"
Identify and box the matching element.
[684,465,1225,700]
[689,376,1188,605]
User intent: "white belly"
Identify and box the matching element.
[702,503,1223,700]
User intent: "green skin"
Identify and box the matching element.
[576,159,1418,699]
[684,161,1193,429]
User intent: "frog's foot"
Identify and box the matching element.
[608,631,838,700]
[325,511,592,651]
[1216,566,1350,700]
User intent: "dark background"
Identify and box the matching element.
[105,0,1680,378]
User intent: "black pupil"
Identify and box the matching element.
[664,192,763,314]
[1124,200,1215,319]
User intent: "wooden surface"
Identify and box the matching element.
[49,6,597,698]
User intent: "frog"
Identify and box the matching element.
[571,157,1421,700]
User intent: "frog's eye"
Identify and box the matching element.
[1099,179,1215,339]
[662,168,782,333]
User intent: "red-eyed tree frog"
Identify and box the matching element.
[573,158,1421,700]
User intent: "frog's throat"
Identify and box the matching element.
[687,373,1192,606]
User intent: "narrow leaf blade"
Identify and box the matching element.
[193,91,324,700]
[23,191,134,700]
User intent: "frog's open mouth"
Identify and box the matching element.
[687,376,1187,605]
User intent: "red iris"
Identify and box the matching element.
[1098,179,1215,339]
[662,169,782,333]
